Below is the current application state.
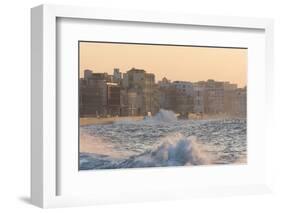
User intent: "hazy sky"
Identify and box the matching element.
[79,42,247,87]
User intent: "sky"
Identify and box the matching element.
[79,42,247,88]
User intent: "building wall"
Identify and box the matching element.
[233,88,247,117]
[80,69,121,117]
[113,68,122,83]
[122,68,157,116]
[79,79,107,117]
[193,85,204,113]
[159,80,195,116]
[127,89,143,116]
[120,89,129,116]
[107,83,121,116]
[80,70,247,118]
[204,80,224,114]
[159,87,176,110]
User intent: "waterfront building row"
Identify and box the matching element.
[79,68,246,118]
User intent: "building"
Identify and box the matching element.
[172,81,194,117]
[193,83,205,114]
[80,69,120,117]
[192,80,246,117]
[122,68,157,115]
[79,77,107,117]
[203,80,224,114]
[159,77,177,110]
[159,79,194,117]
[120,89,129,116]
[127,88,143,116]
[113,68,122,83]
[80,68,247,118]
[158,77,171,88]
[92,72,113,82]
[106,82,121,116]
[233,87,247,117]
[84,69,94,79]
[223,82,238,115]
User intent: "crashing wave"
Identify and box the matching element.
[144,109,178,123]
[114,109,178,125]
[118,133,209,168]
[80,133,211,170]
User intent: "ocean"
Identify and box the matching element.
[79,110,247,170]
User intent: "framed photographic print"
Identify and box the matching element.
[31,4,274,208]
[78,41,248,171]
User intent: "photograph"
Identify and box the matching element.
[78,41,247,170]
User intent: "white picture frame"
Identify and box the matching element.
[31,4,274,208]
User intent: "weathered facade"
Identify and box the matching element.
[80,69,120,117]
[79,78,107,117]
[159,79,195,117]
[223,81,238,115]
[193,83,205,114]
[106,83,121,116]
[233,87,247,117]
[80,69,247,118]
[173,81,194,117]
[203,80,224,114]
[122,68,158,115]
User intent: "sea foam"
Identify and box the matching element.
[80,133,211,170]
[114,109,178,125]
[118,133,210,168]
[144,109,178,122]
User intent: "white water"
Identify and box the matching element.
[144,109,178,122]
[118,133,211,168]
[80,110,247,170]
